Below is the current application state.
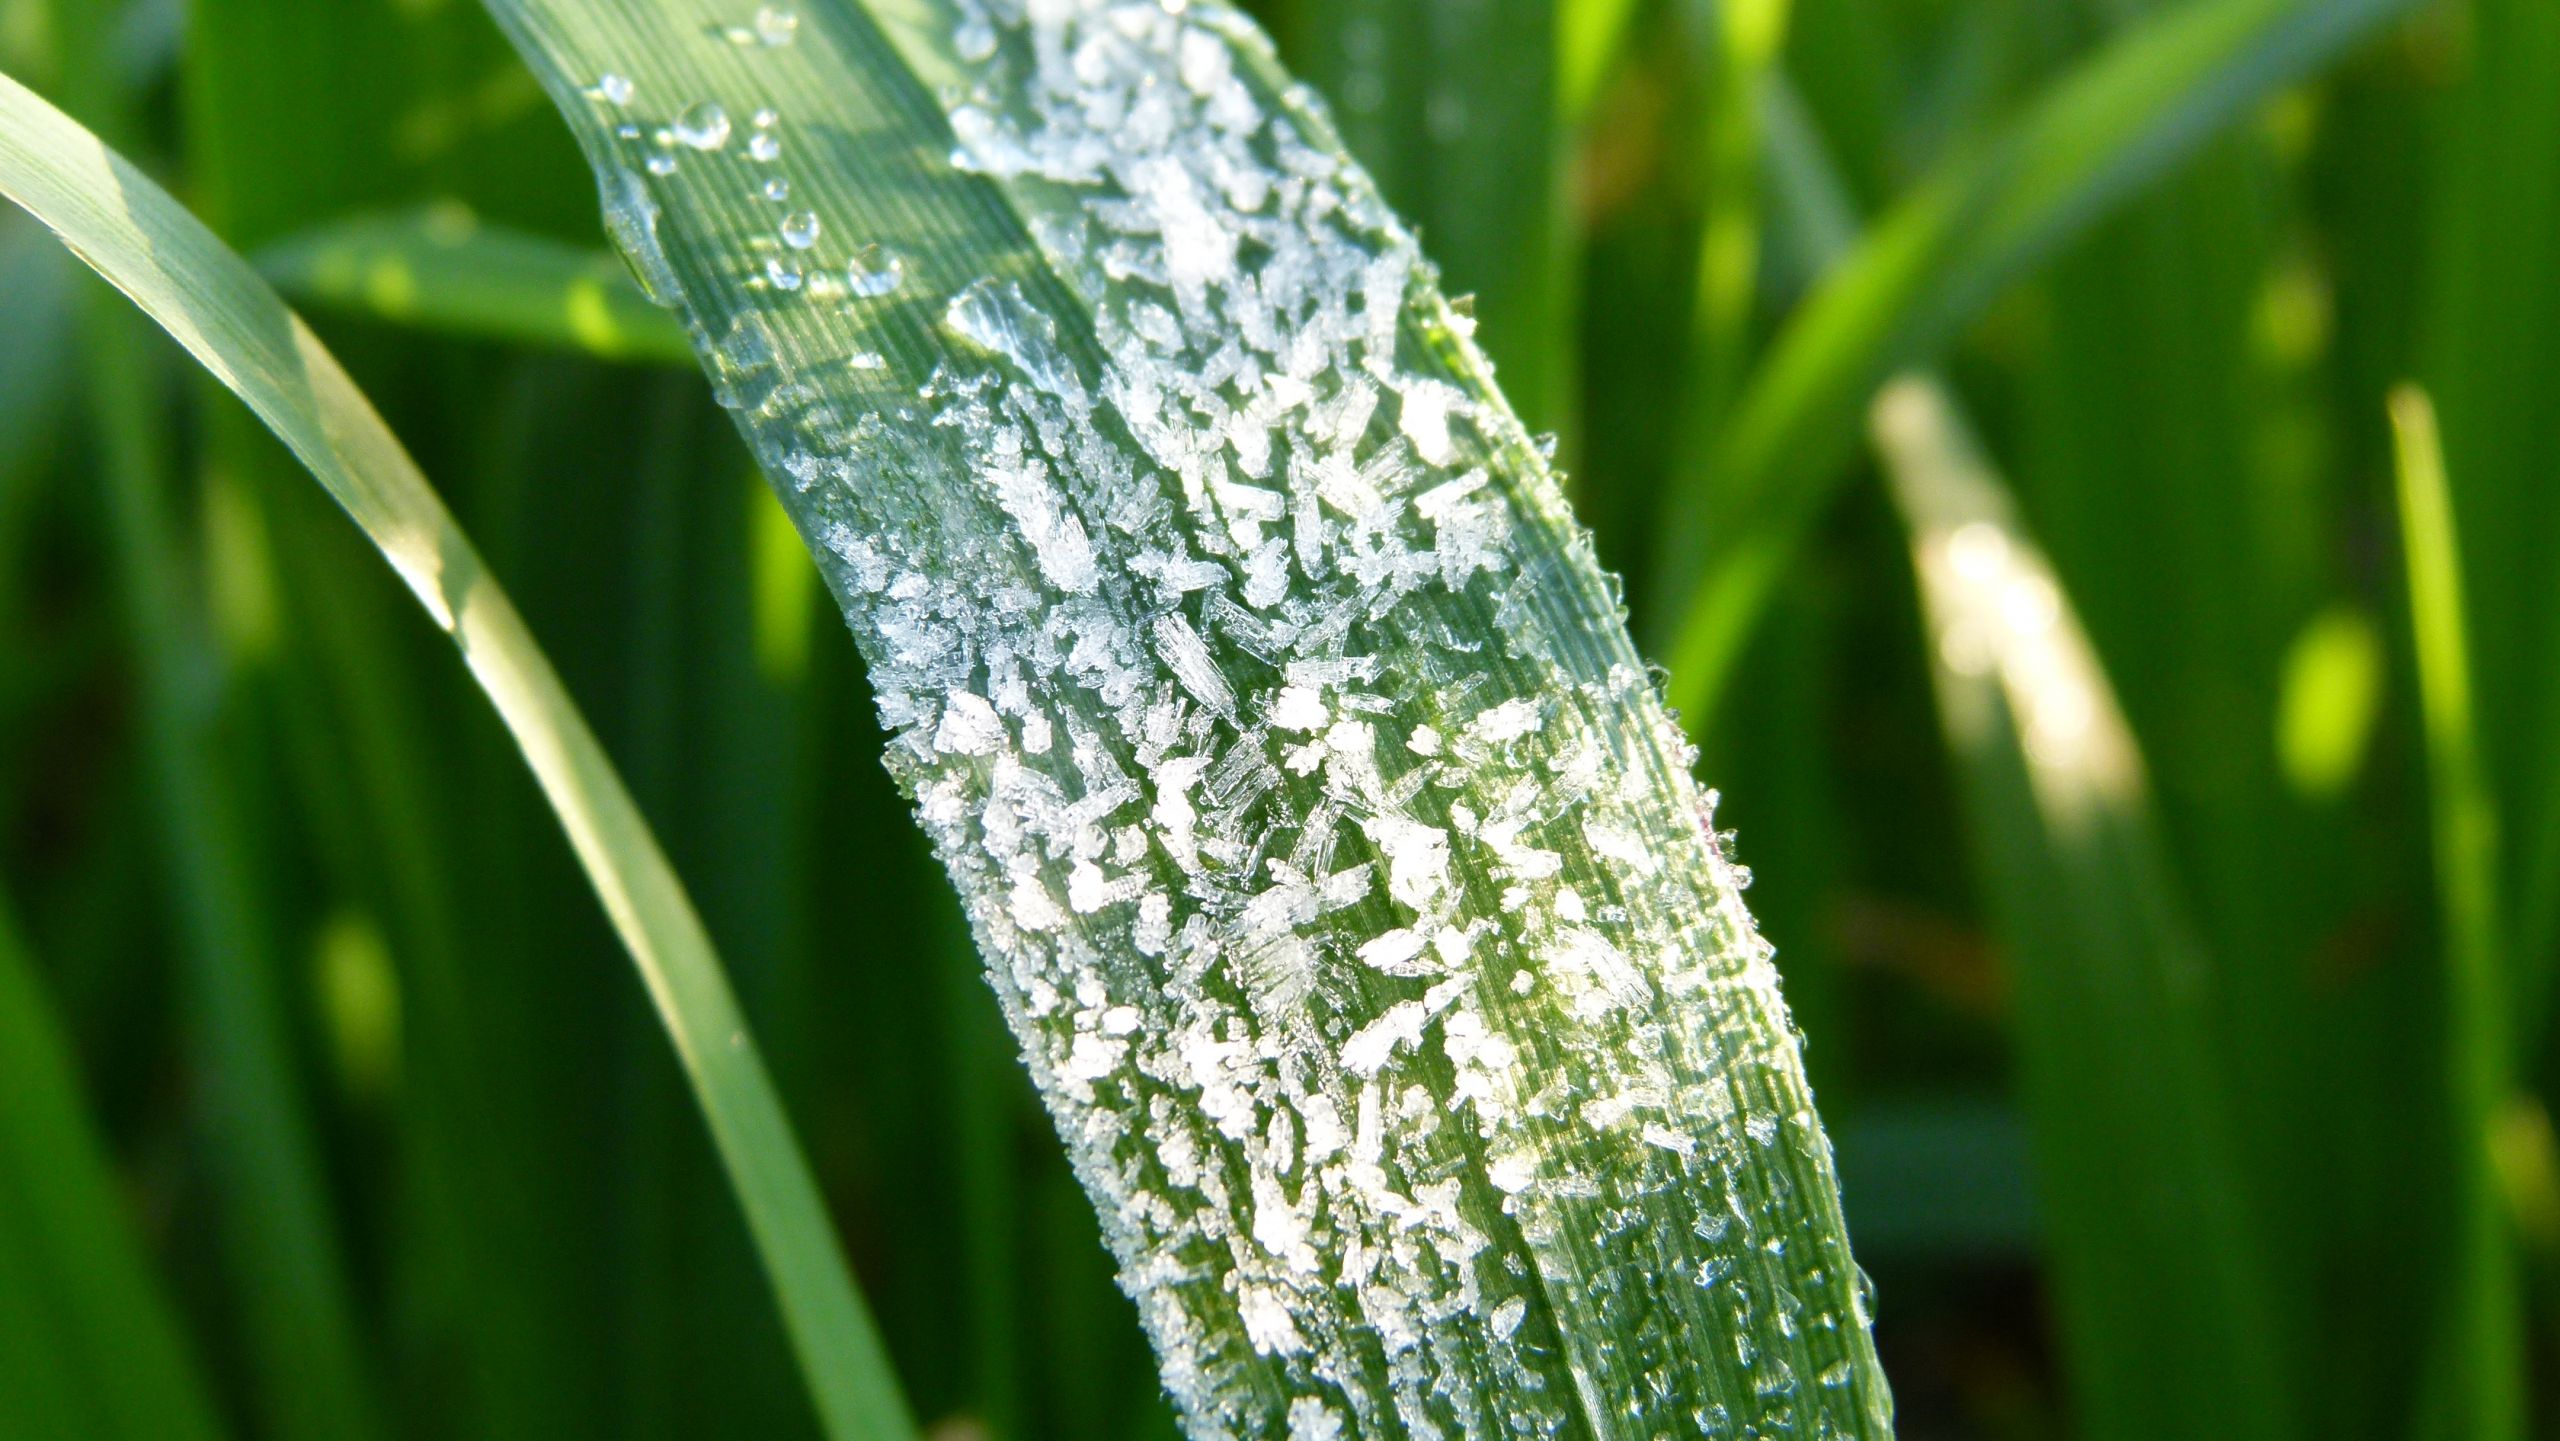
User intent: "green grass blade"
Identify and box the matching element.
[2416,0,2560,1021]
[1651,0,2419,730]
[0,884,230,1441]
[2387,384,2524,1441]
[79,293,392,1441]
[258,204,691,363]
[484,0,1892,1434]
[0,69,916,1441]
[1686,0,1793,433]
[1868,374,2292,1441]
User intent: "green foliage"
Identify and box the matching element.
[1,0,2554,1438]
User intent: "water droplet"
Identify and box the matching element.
[671,101,731,151]
[849,350,886,370]
[846,249,905,297]
[747,132,781,162]
[755,5,799,44]
[762,177,791,202]
[753,107,779,128]
[764,257,804,291]
[644,152,678,176]
[615,122,642,140]
[589,72,635,105]
[781,211,822,249]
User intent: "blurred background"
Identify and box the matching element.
[1,0,2555,1437]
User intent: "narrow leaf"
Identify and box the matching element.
[2388,384,2524,1441]
[0,69,916,1441]
[1868,375,2292,1441]
[258,205,692,363]
[485,0,1893,1436]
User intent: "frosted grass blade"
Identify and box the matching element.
[0,70,916,1441]
[2388,385,2524,1441]
[483,0,1893,1435]
[259,206,691,364]
[1651,0,2420,730]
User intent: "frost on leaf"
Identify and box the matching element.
[557,0,1888,1433]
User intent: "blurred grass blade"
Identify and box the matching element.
[1686,0,1792,432]
[486,0,1891,1435]
[1869,375,2291,1441]
[1652,0,2419,730]
[1556,0,1642,125]
[258,204,692,363]
[0,69,915,1441]
[2388,384,2524,1441]
[2417,0,2560,1018]
[0,885,229,1441]
[80,277,389,1441]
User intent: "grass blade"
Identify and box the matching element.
[0,884,229,1441]
[258,204,691,363]
[1869,375,2291,1441]
[2387,384,2523,1441]
[0,69,916,1441]
[1651,0,2419,730]
[484,0,1893,1434]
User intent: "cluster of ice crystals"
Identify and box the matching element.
[576,0,1884,1432]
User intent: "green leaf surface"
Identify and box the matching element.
[259,204,691,363]
[0,67,914,1441]
[483,0,1892,1435]
[1651,0,2419,730]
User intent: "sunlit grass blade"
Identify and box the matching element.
[1869,374,2292,1441]
[0,69,916,1441]
[2388,384,2524,1441]
[0,884,229,1441]
[1651,0,2420,731]
[258,204,691,363]
[2416,0,2560,1024]
[484,0,1892,1434]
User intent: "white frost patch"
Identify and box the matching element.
[935,690,1007,755]
[1238,1283,1308,1356]
[1363,815,1450,910]
[1269,683,1329,732]
[1398,382,1455,465]
[1286,1397,1344,1441]
[1491,1296,1528,1340]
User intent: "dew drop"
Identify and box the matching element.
[754,5,799,44]
[849,350,886,370]
[644,152,678,176]
[781,211,822,249]
[846,248,906,297]
[671,101,731,151]
[589,72,635,105]
[762,177,792,202]
[764,257,803,291]
[748,132,782,162]
[753,107,779,128]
